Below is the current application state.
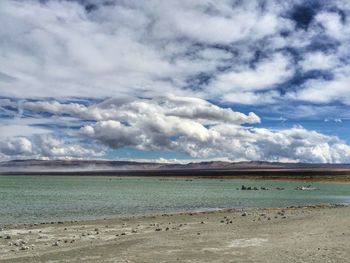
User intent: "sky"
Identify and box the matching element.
[0,0,350,163]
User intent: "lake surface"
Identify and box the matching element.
[0,176,349,225]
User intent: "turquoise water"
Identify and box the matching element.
[0,176,349,225]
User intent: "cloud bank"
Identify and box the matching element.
[1,0,350,106]
[0,0,349,162]
[1,95,349,163]
[0,134,103,161]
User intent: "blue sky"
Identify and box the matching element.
[0,0,350,163]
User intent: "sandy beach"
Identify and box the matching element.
[0,204,349,263]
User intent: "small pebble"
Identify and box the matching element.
[19,246,29,251]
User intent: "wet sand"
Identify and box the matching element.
[0,204,349,262]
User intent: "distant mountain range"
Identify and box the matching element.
[1,159,350,173]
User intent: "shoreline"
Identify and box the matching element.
[1,204,349,262]
[1,203,348,228]
[1,171,350,182]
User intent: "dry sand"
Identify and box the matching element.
[0,205,349,263]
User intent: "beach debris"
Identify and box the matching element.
[5,235,11,240]
[131,229,137,233]
[277,210,285,216]
[155,228,162,231]
[241,212,247,217]
[52,241,59,246]
[13,240,27,247]
[19,245,29,251]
